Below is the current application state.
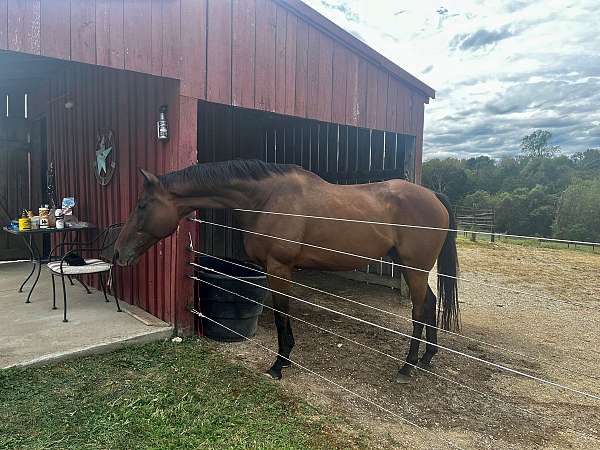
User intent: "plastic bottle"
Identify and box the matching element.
[55,209,65,229]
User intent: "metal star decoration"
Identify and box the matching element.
[94,130,117,186]
[95,135,113,175]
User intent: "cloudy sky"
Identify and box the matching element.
[301,0,600,160]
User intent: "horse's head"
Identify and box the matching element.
[115,169,180,266]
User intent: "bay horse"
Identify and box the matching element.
[115,160,459,383]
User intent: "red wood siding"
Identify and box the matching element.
[206,0,232,104]
[40,0,70,59]
[294,19,309,117]
[274,5,287,114]
[1,0,431,140]
[96,0,125,70]
[3,0,431,323]
[232,0,256,109]
[0,0,7,50]
[283,11,297,116]
[71,0,96,64]
[255,0,277,112]
[180,0,206,99]
[45,64,185,326]
[331,43,347,124]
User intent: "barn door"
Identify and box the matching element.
[0,115,32,260]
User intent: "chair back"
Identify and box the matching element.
[99,224,123,262]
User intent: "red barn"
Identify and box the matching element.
[0,0,435,333]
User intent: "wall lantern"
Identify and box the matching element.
[157,105,169,141]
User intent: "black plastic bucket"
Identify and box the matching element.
[195,256,268,342]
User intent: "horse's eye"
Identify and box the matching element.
[138,203,146,210]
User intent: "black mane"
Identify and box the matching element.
[158,159,298,188]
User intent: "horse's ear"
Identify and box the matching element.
[139,168,160,187]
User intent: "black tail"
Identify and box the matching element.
[435,193,460,331]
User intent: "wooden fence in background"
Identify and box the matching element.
[456,206,495,241]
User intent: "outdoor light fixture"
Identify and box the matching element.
[64,100,74,110]
[157,105,169,141]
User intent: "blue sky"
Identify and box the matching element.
[301,0,600,160]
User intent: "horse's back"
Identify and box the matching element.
[320,178,450,270]
[245,171,449,271]
[318,177,449,229]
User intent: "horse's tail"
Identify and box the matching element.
[435,192,460,331]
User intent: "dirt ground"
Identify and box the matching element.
[208,240,600,449]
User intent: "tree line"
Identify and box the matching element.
[422,130,600,241]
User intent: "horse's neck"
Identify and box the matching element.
[169,178,271,216]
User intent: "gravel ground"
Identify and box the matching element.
[209,241,600,449]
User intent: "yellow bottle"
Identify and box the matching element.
[18,210,32,232]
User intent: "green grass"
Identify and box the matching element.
[0,340,368,450]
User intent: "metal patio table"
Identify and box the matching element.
[2,223,96,303]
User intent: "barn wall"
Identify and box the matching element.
[0,0,205,98]
[0,0,430,179]
[201,0,429,137]
[44,63,187,326]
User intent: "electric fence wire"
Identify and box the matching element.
[190,250,600,382]
[190,308,466,450]
[189,272,600,444]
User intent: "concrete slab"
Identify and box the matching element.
[0,262,173,369]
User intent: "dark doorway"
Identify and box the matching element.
[0,102,32,260]
[196,100,415,283]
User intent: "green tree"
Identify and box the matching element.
[518,155,575,192]
[461,190,495,210]
[464,156,502,193]
[421,158,470,204]
[493,186,556,236]
[553,179,600,241]
[571,148,600,177]
[520,129,561,159]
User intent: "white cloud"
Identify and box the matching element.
[301,0,600,159]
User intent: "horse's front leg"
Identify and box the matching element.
[265,262,295,380]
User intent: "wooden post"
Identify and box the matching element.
[172,95,198,336]
[471,205,476,241]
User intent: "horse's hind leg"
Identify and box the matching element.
[265,261,295,380]
[396,269,428,384]
[419,286,438,368]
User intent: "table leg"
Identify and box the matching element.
[18,236,36,293]
[25,238,42,304]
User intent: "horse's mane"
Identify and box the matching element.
[158,159,299,188]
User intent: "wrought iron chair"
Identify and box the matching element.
[47,224,123,322]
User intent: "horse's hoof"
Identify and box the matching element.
[417,359,433,370]
[265,368,282,380]
[395,373,412,384]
